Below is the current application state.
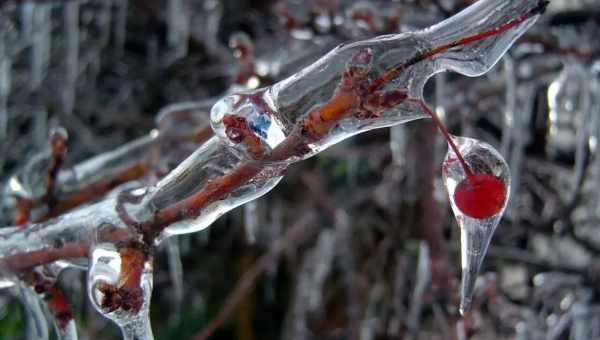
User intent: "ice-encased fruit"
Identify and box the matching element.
[442,136,511,314]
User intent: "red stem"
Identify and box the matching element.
[369,1,548,92]
[413,99,474,180]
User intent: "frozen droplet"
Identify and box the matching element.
[442,136,510,314]
[87,244,154,340]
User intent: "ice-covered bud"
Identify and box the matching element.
[210,91,286,160]
[88,240,154,339]
[229,31,254,63]
[49,127,68,157]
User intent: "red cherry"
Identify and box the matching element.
[454,173,507,219]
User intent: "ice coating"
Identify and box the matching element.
[88,243,154,340]
[132,137,284,241]
[211,0,545,163]
[442,136,511,314]
[0,0,547,336]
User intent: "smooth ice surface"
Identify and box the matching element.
[211,0,543,163]
[138,137,284,242]
[0,1,547,337]
[442,136,511,314]
[87,244,154,340]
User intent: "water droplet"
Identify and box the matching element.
[442,136,510,314]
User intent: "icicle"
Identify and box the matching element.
[308,230,336,312]
[0,18,12,140]
[30,4,51,92]
[572,72,592,202]
[113,0,128,59]
[389,254,407,336]
[281,253,312,340]
[334,209,360,334]
[406,242,431,335]
[18,282,50,340]
[500,56,516,158]
[508,84,535,206]
[87,243,154,340]
[435,71,447,121]
[263,199,282,302]
[243,200,259,244]
[21,3,35,43]
[166,0,190,64]
[547,62,585,158]
[33,106,48,147]
[456,320,467,340]
[590,69,600,216]
[547,62,591,202]
[63,1,80,116]
[571,303,600,340]
[98,0,113,49]
[165,237,183,321]
[54,320,78,340]
[442,136,510,314]
[360,282,385,340]
[281,229,336,340]
[190,0,225,58]
[390,125,407,167]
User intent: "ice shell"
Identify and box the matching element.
[442,136,511,314]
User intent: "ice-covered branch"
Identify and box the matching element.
[0,0,547,337]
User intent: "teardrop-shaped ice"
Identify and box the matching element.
[442,136,510,315]
[87,243,154,340]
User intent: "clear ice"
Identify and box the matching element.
[88,243,154,340]
[0,0,546,337]
[442,136,511,314]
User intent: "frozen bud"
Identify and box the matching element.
[210,91,286,160]
[49,126,68,156]
[229,31,254,62]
